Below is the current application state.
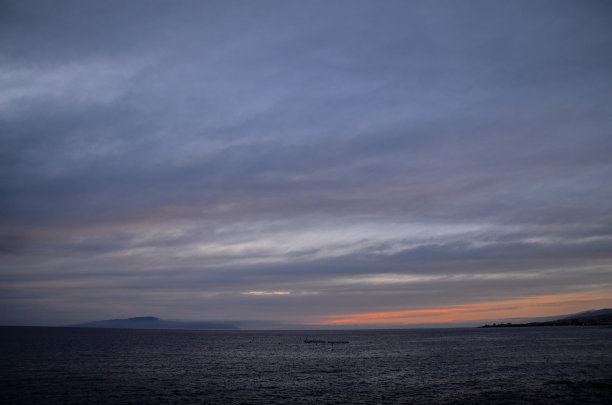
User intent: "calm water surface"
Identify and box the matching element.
[1,326,611,404]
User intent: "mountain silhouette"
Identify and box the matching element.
[69,316,239,330]
[480,308,612,328]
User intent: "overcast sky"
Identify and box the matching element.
[1,0,611,327]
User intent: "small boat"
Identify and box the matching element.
[304,339,326,343]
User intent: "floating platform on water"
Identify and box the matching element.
[304,339,349,344]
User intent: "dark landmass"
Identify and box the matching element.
[480,308,612,328]
[68,316,239,330]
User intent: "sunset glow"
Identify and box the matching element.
[317,293,612,325]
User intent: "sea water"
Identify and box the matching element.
[1,326,611,404]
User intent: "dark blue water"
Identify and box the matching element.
[1,326,611,404]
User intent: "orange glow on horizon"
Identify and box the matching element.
[314,292,612,325]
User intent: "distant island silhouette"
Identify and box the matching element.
[480,308,612,328]
[68,316,239,330]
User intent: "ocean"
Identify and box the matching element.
[1,326,611,404]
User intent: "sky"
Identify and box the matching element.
[1,0,611,328]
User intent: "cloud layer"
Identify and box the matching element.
[1,0,611,326]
